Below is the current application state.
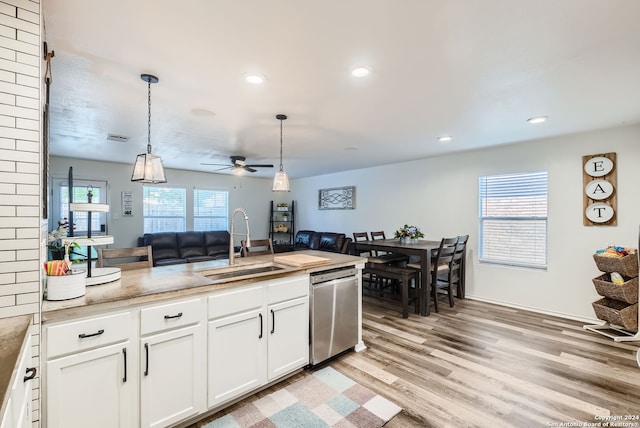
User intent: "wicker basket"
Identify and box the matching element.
[592,274,639,304]
[592,298,638,331]
[593,253,638,277]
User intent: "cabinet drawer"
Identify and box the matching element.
[208,284,264,319]
[140,298,203,335]
[46,312,131,359]
[267,274,309,305]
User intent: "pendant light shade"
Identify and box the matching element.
[272,114,290,192]
[131,74,167,183]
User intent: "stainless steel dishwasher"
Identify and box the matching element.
[309,266,359,365]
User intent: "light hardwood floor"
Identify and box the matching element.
[192,297,640,427]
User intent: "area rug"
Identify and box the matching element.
[203,366,402,427]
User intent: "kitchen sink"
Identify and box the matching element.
[200,263,286,281]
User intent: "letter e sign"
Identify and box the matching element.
[582,152,616,226]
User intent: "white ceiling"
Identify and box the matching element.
[43,0,640,179]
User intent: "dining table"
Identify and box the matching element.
[353,238,452,316]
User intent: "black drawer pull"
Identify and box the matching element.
[122,348,127,382]
[258,313,263,339]
[164,312,183,320]
[144,343,149,376]
[79,329,104,339]
[271,309,275,334]
[23,367,37,382]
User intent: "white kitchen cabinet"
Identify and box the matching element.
[207,275,309,409]
[208,284,267,408]
[43,272,312,426]
[267,296,309,380]
[46,341,135,428]
[266,275,309,380]
[140,298,205,428]
[44,311,136,428]
[1,334,36,428]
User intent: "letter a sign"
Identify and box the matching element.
[582,153,617,226]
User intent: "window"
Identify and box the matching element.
[52,178,107,235]
[143,186,186,233]
[478,171,548,269]
[194,189,228,231]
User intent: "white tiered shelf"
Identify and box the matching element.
[62,236,121,285]
[67,202,121,286]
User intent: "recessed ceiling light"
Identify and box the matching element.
[437,135,453,143]
[244,73,266,84]
[527,116,548,124]
[351,67,370,78]
[344,146,360,151]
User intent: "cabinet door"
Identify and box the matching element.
[46,341,135,428]
[267,296,309,380]
[1,335,34,428]
[208,308,267,408]
[12,335,34,428]
[140,324,205,428]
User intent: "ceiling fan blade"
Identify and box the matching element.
[213,166,232,172]
[244,166,257,173]
[245,164,274,168]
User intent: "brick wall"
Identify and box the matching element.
[0,0,42,425]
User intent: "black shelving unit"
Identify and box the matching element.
[269,200,295,253]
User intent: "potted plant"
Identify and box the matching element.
[47,218,70,260]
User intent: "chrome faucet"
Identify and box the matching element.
[229,208,251,265]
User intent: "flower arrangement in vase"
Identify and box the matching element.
[394,224,424,242]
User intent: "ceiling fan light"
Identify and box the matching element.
[131,152,167,183]
[272,170,290,192]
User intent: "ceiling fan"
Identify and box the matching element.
[201,156,274,173]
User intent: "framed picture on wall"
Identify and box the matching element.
[318,186,356,210]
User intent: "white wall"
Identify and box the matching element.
[290,124,640,321]
[49,157,287,248]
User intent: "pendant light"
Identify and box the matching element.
[131,74,167,183]
[272,114,290,192]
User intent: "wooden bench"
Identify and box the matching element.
[363,263,419,318]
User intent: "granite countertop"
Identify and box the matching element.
[0,314,32,423]
[42,250,366,323]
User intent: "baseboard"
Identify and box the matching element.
[465,294,599,324]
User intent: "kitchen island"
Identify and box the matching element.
[41,250,366,428]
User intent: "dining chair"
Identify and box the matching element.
[241,238,274,257]
[407,237,458,313]
[370,231,409,264]
[96,245,153,270]
[454,235,469,298]
[352,232,400,264]
[440,239,466,302]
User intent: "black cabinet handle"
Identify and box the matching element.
[23,367,37,382]
[122,348,127,383]
[164,312,183,320]
[78,329,104,339]
[144,343,149,376]
[258,313,263,339]
[271,309,275,334]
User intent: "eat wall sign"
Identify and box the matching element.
[582,152,617,226]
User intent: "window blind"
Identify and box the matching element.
[143,186,186,233]
[478,171,548,269]
[194,189,228,231]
